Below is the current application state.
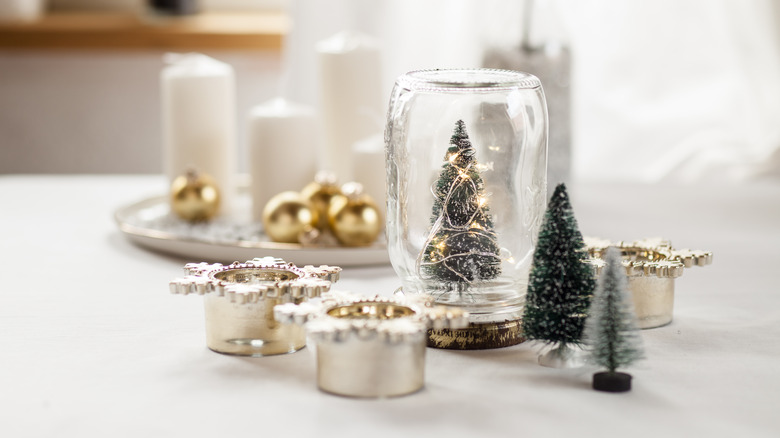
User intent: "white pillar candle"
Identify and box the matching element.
[352,133,386,216]
[161,53,236,217]
[247,98,319,221]
[0,0,45,22]
[316,30,384,183]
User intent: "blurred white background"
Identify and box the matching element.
[2,0,779,183]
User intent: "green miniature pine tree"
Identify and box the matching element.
[418,120,501,284]
[522,183,595,346]
[585,246,643,391]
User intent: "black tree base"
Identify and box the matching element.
[593,372,632,392]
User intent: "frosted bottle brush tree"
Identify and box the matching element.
[418,120,502,287]
[585,246,644,392]
[522,183,595,367]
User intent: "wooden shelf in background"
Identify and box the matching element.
[0,11,288,50]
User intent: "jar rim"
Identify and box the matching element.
[397,69,541,91]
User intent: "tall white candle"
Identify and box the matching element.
[352,133,386,216]
[316,30,384,183]
[247,98,319,221]
[161,53,236,216]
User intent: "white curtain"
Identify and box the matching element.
[281,0,780,183]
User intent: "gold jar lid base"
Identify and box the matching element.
[427,319,525,350]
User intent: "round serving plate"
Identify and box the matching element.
[114,192,390,267]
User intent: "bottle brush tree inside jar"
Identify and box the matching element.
[418,120,502,286]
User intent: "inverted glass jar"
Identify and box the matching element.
[385,69,548,334]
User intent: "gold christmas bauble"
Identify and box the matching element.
[328,183,382,247]
[170,169,220,222]
[262,191,319,244]
[301,171,341,231]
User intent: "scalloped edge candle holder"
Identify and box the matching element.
[275,291,468,398]
[170,256,341,356]
[585,237,712,329]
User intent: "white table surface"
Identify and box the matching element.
[1,175,778,438]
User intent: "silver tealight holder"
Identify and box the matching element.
[170,257,341,356]
[275,292,469,397]
[586,238,712,329]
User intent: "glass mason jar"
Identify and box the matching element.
[385,69,548,348]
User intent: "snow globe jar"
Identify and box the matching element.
[385,69,548,349]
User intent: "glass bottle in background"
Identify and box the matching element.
[484,0,570,194]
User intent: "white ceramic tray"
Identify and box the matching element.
[114,193,390,267]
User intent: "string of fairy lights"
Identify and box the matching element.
[417,121,502,285]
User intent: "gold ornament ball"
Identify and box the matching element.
[263,191,319,244]
[170,170,220,222]
[301,172,341,231]
[328,185,382,247]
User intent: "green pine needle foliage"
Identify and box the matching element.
[419,120,502,284]
[584,247,644,373]
[522,183,595,345]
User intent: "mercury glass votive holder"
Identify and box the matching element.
[275,293,469,397]
[586,238,713,329]
[170,257,340,356]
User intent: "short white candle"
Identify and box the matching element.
[316,30,384,183]
[352,133,386,216]
[247,98,319,221]
[161,53,236,216]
